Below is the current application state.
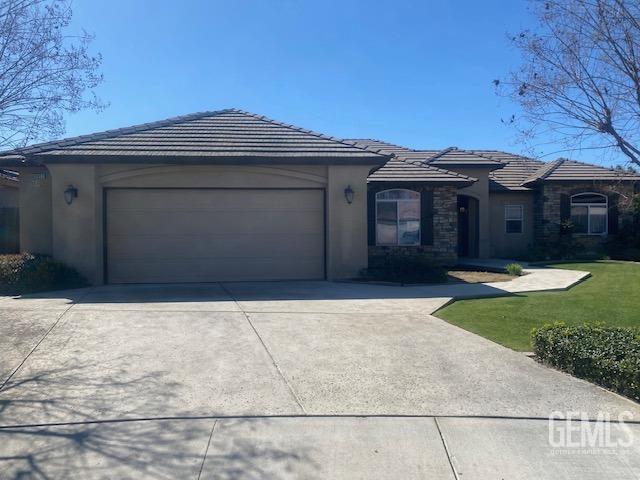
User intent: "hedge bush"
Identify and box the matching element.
[362,255,448,284]
[532,323,640,401]
[0,253,88,295]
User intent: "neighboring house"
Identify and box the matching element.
[0,109,637,284]
[0,169,19,253]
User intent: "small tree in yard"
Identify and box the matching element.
[0,0,104,149]
[496,0,640,167]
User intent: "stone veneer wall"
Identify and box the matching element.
[534,181,636,245]
[368,184,458,265]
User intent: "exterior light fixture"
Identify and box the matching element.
[344,185,354,204]
[64,185,78,205]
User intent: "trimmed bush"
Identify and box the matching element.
[532,323,640,401]
[505,262,523,276]
[362,255,448,284]
[0,253,88,295]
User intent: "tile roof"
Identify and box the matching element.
[345,139,503,168]
[472,150,546,192]
[521,158,640,185]
[0,109,390,166]
[353,141,640,191]
[347,139,477,185]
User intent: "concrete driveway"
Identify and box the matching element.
[1,281,639,479]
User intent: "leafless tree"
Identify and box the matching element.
[496,0,640,166]
[0,0,104,149]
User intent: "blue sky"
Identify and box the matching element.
[63,0,622,165]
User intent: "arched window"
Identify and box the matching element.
[375,189,420,245]
[570,193,608,235]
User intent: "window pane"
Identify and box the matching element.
[505,205,523,220]
[571,193,606,204]
[376,201,397,244]
[506,220,522,234]
[376,189,420,200]
[589,206,607,234]
[398,201,420,245]
[571,206,588,233]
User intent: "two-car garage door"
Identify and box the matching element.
[105,188,325,283]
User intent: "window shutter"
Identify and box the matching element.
[421,190,434,246]
[560,194,570,222]
[367,189,375,246]
[608,193,619,235]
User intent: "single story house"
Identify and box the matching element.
[0,109,638,284]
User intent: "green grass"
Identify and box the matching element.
[437,261,640,351]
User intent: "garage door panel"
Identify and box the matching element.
[108,234,324,259]
[109,257,325,283]
[107,189,321,210]
[106,189,325,283]
[107,210,323,236]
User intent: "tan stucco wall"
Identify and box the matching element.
[16,167,52,255]
[39,163,374,284]
[326,165,372,279]
[489,191,535,259]
[48,164,102,284]
[445,167,492,258]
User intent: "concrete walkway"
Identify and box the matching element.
[1,269,638,479]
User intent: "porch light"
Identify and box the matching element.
[344,185,354,204]
[64,185,78,205]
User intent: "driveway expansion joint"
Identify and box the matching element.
[218,282,308,415]
[198,419,218,480]
[434,417,460,480]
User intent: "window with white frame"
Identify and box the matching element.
[505,205,523,234]
[375,189,420,245]
[570,193,608,235]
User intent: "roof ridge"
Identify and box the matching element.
[234,111,389,157]
[520,157,566,185]
[539,157,566,181]
[396,156,476,181]
[424,146,457,163]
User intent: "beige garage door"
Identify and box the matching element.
[105,188,325,283]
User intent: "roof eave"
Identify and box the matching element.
[367,178,476,187]
[27,153,390,166]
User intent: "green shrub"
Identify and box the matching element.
[0,253,88,295]
[505,262,523,276]
[362,255,448,284]
[532,323,640,401]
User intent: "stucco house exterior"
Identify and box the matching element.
[0,109,638,284]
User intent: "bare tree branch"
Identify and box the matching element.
[0,0,104,149]
[497,0,640,166]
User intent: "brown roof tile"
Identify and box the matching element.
[347,139,476,185]
[521,157,640,185]
[0,110,390,166]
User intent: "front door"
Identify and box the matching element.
[457,195,479,258]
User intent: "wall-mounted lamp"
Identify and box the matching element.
[64,185,78,205]
[344,185,354,204]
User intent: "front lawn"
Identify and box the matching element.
[437,261,640,351]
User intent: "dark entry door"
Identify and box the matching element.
[457,195,479,258]
[457,196,470,257]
